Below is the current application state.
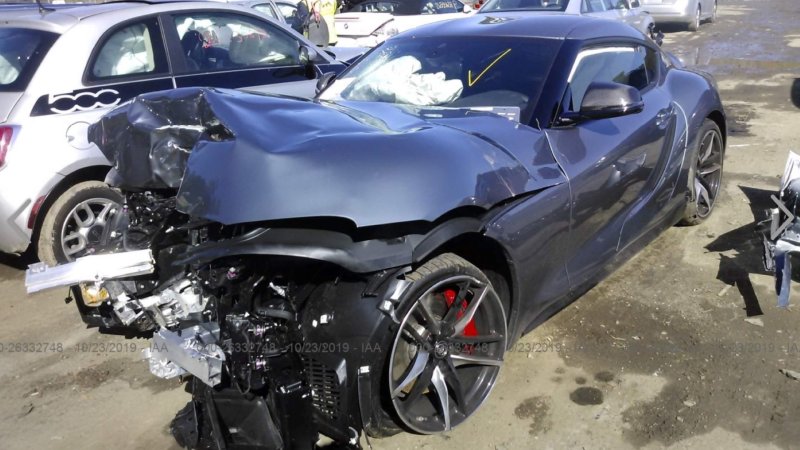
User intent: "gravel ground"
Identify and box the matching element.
[1,0,799,448]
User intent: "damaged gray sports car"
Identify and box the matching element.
[26,14,726,450]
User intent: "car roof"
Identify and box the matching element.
[0,1,264,34]
[399,13,645,41]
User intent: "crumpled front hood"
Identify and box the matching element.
[89,87,564,227]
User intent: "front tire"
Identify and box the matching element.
[37,181,123,265]
[680,119,724,225]
[387,253,507,434]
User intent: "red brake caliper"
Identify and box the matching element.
[443,288,478,337]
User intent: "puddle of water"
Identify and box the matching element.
[724,103,757,136]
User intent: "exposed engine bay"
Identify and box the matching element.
[28,188,404,449]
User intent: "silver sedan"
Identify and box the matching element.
[640,0,717,31]
[477,0,657,39]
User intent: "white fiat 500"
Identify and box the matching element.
[0,1,352,265]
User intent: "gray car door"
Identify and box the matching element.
[546,44,674,290]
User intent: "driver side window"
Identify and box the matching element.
[171,13,301,73]
[564,46,654,112]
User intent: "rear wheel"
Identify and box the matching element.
[680,119,724,225]
[709,0,717,22]
[37,181,123,265]
[388,253,507,433]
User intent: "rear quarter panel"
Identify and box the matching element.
[663,66,725,174]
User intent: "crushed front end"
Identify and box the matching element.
[21,89,428,449]
[27,188,408,449]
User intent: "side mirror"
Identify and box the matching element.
[564,81,644,122]
[316,71,337,95]
[630,0,640,8]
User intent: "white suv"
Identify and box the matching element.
[0,1,350,265]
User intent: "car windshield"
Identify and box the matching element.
[479,0,569,12]
[346,0,462,15]
[320,36,559,122]
[0,28,59,91]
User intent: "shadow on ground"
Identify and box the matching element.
[0,250,35,271]
[655,22,714,34]
[706,185,775,316]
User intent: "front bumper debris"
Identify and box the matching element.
[759,151,800,307]
[24,249,155,293]
[144,325,225,386]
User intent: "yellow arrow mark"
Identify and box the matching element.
[467,48,512,87]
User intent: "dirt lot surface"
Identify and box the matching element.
[1,0,799,448]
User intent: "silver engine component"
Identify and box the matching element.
[143,324,225,386]
[110,279,207,328]
[25,249,154,293]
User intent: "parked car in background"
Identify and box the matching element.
[224,0,295,24]
[271,0,306,32]
[225,0,330,43]
[478,0,656,39]
[334,0,471,47]
[274,0,302,22]
[640,0,716,31]
[219,0,368,61]
[0,1,351,265]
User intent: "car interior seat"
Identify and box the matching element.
[181,30,205,70]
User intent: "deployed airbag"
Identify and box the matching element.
[344,55,463,105]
